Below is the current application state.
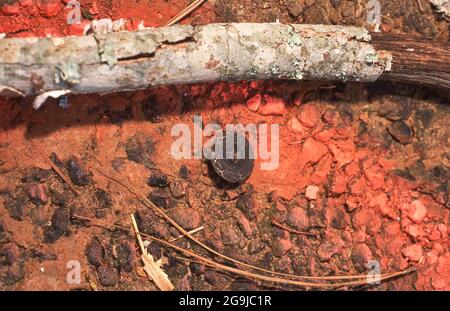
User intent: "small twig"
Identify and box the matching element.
[85,274,98,291]
[170,226,204,242]
[272,220,319,237]
[416,0,424,12]
[28,142,80,196]
[164,0,207,26]
[73,214,416,289]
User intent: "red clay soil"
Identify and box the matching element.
[0,0,449,291]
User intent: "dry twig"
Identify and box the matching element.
[164,0,208,26]
[170,226,204,242]
[272,220,319,237]
[73,214,416,289]
[28,141,80,196]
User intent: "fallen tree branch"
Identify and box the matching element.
[0,23,448,107]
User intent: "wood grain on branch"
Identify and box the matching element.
[370,32,450,88]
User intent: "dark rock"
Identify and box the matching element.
[0,220,6,241]
[236,193,255,219]
[147,173,169,188]
[143,96,163,123]
[205,271,228,287]
[378,96,411,121]
[66,156,92,186]
[136,209,171,239]
[50,188,70,207]
[169,181,185,199]
[416,108,433,127]
[0,243,20,266]
[388,120,413,144]
[4,195,27,221]
[189,262,205,275]
[220,224,239,245]
[259,252,273,269]
[326,207,349,230]
[125,132,155,168]
[286,207,309,231]
[97,266,118,287]
[170,208,201,230]
[148,192,168,209]
[95,188,113,209]
[27,183,48,205]
[4,265,24,285]
[44,208,69,243]
[287,0,304,17]
[86,239,103,267]
[247,239,265,255]
[111,157,125,172]
[179,165,189,180]
[117,241,135,273]
[30,249,57,262]
[50,152,64,169]
[148,243,162,261]
[29,168,51,181]
[29,207,49,226]
[351,243,373,273]
[330,0,341,8]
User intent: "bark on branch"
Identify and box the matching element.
[0,23,448,107]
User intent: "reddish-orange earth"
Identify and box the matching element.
[0,1,448,291]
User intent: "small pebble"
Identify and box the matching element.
[388,120,413,144]
[147,173,169,188]
[97,266,118,287]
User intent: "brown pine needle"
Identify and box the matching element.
[131,214,174,291]
[170,226,204,242]
[28,141,80,196]
[73,214,416,289]
[164,0,207,26]
[272,220,319,237]
[89,160,378,281]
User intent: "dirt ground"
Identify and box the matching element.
[0,0,449,291]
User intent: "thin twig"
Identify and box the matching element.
[73,214,416,289]
[164,0,207,26]
[272,220,319,237]
[170,226,204,242]
[416,0,424,12]
[29,141,80,196]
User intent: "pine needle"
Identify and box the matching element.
[74,214,416,289]
[164,0,207,26]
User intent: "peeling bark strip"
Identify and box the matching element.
[0,23,446,104]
